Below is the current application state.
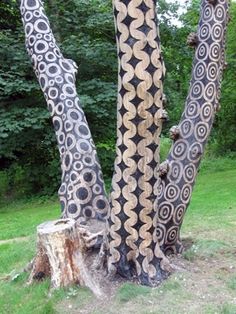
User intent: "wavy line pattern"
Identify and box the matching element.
[108,0,167,284]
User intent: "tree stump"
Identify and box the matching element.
[28,218,104,295]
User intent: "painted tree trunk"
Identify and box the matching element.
[108,0,170,286]
[20,0,109,223]
[157,0,230,254]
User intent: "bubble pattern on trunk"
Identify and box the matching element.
[20,0,109,222]
[157,0,229,254]
[108,0,168,285]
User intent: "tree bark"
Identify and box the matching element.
[20,0,109,223]
[108,0,170,286]
[28,218,103,295]
[157,0,230,254]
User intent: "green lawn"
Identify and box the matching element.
[0,198,60,240]
[0,157,236,314]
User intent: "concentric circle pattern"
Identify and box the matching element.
[20,0,109,222]
[157,0,229,254]
[108,0,166,284]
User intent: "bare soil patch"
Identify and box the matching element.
[56,237,236,314]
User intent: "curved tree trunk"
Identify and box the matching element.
[20,0,109,223]
[157,0,230,254]
[108,0,170,286]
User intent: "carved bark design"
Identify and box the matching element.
[20,0,230,289]
[108,0,170,285]
[169,125,180,140]
[20,0,109,222]
[157,0,229,254]
[207,0,218,5]
[159,161,169,177]
[187,32,199,48]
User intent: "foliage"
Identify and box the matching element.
[96,140,116,181]
[0,0,236,201]
[0,0,117,199]
[215,2,236,152]
[160,137,172,161]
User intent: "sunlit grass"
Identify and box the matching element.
[0,198,60,240]
[0,157,236,313]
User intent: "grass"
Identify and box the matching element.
[0,240,35,275]
[116,283,151,302]
[226,275,236,291]
[204,303,236,314]
[182,162,236,242]
[220,304,236,314]
[0,157,236,313]
[182,239,230,261]
[0,198,60,240]
[0,275,63,314]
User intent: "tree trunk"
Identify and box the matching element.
[20,0,109,223]
[28,218,103,295]
[157,0,230,254]
[108,0,170,286]
[20,0,230,290]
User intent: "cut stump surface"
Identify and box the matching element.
[28,218,104,296]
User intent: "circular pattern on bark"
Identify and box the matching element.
[164,184,180,202]
[165,226,178,245]
[186,101,200,119]
[167,161,183,183]
[158,202,174,224]
[183,164,196,184]
[180,119,194,138]
[171,140,188,160]
[20,0,108,222]
[173,204,186,225]
[157,0,228,255]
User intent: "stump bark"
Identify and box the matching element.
[29,218,104,295]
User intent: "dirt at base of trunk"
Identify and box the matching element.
[56,236,236,314]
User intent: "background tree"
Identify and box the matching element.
[215,2,236,152]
